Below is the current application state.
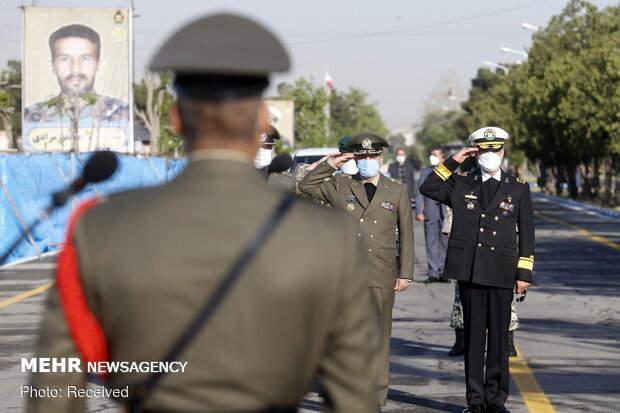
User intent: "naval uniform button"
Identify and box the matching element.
[358,233,362,237]
[374,220,378,224]
[360,218,364,222]
[480,228,484,232]
[494,216,499,221]
[493,231,497,236]
[477,243,482,247]
[491,247,495,251]
[368,249,372,253]
[481,214,486,218]
[369,235,374,239]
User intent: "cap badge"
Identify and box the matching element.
[484,129,496,140]
[362,138,372,149]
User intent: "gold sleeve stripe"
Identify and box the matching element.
[434,164,452,181]
[518,256,534,271]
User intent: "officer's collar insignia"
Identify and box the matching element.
[484,129,496,140]
[465,193,477,199]
[473,174,479,181]
[381,202,396,212]
[362,138,372,149]
[507,195,512,203]
[505,177,510,183]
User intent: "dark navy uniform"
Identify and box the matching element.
[420,130,534,412]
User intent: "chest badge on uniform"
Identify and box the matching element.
[346,195,358,204]
[499,202,514,212]
[507,195,512,203]
[380,202,396,212]
[465,193,477,210]
[347,203,355,211]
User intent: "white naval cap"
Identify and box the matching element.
[468,126,509,149]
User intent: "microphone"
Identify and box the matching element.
[52,151,119,207]
[0,151,119,266]
[265,154,292,175]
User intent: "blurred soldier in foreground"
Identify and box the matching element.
[299,132,414,405]
[420,127,534,413]
[29,14,379,413]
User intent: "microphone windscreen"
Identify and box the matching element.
[268,154,292,173]
[83,151,119,183]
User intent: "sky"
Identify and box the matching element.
[1,0,618,130]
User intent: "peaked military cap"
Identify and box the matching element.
[347,132,389,156]
[260,124,280,147]
[469,126,509,151]
[150,13,290,101]
[338,136,353,153]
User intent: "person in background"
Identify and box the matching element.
[416,148,450,283]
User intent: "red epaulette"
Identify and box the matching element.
[56,198,109,368]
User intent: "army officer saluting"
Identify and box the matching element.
[299,131,414,405]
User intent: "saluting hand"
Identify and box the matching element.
[452,148,478,164]
[326,152,355,169]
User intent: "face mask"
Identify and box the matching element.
[254,148,273,168]
[396,155,407,164]
[429,155,440,166]
[357,159,380,178]
[340,159,359,175]
[477,151,503,173]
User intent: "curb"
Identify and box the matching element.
[533,192,620,219]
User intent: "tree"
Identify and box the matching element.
[275,78,329,148]
[0,60,22,148]
[329,87,388,140]
[134,72,181,156]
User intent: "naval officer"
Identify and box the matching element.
[420,127,534,413]
[28,14,380,413]
[299,131,414,405]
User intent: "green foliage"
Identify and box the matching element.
[276,78,329,148]
[275,77,388,148]
[0,60,22,140]
[329,87,388,141]
[415,109,465,153]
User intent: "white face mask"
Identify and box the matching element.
[429,155,440,166]
[396,155,407,164]
[477,151,503,173]
[340,159,359,175]
[254,148,273,168]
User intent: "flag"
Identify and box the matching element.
[324,71,334,96]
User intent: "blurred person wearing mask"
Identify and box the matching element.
[299,131,414,406]
[415,148,450,283]
[388,148,416,207]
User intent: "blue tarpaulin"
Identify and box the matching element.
[0,153,187,264]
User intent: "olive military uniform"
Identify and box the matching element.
[299,136,414,404]
[420,152,534,409]
[29,13,380,413]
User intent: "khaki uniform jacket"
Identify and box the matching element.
[29,159,379,413]
[299,161,414,289]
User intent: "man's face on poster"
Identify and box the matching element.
[51,37,100,97]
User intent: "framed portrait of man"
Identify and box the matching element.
[22,8,133,153]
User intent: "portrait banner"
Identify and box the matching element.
[264,99,294,149]
[22,7,133,153]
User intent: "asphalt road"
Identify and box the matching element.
[1,194,618,412]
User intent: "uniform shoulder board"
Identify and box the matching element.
[341,173,353,179]
[458,172,468,176]
[516,178,526,184]
[387,177,402,184]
